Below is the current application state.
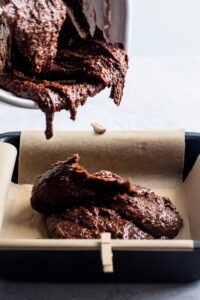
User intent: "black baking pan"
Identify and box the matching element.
[0,131,200,283]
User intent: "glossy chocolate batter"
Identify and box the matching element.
[31,154,135,213]
[2,0,67,73]
[31,154,183,239]
[0,10,9,72]
[47,206,155,240]
[0,0,128,139]
[0,34,128,138]
[0,69,105,139]
[63,0,96,38]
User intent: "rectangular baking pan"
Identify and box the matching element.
[0,131,200,282]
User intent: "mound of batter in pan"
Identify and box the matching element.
[31,154,183,240]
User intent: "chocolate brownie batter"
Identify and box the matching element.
[0,1,128,139]
[31,154,135,213]
[51,36,128,106]
[0,8,9,72]
[63,0,96,38]
[31,154,183,239]
[46,206,155,240]
[1,0,67,73]
[0,69,104,139]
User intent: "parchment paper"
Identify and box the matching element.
[19,130,185,188]
[1,129,195,244]
[183,156,200,240]
[0,183,46,239]
[0,142,16,232]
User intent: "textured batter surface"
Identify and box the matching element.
[46,205,155,240]
[0,0,128,139]
[31,154,183,239]
[2,0,67,74]
[0,11,9,72]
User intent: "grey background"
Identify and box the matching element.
[133,0,200,55]
[0,282,199,300]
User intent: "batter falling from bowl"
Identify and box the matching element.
[0,0,128,139]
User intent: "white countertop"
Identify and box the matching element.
[1,56,200,299]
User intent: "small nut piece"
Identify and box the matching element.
[91,123,106,135]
